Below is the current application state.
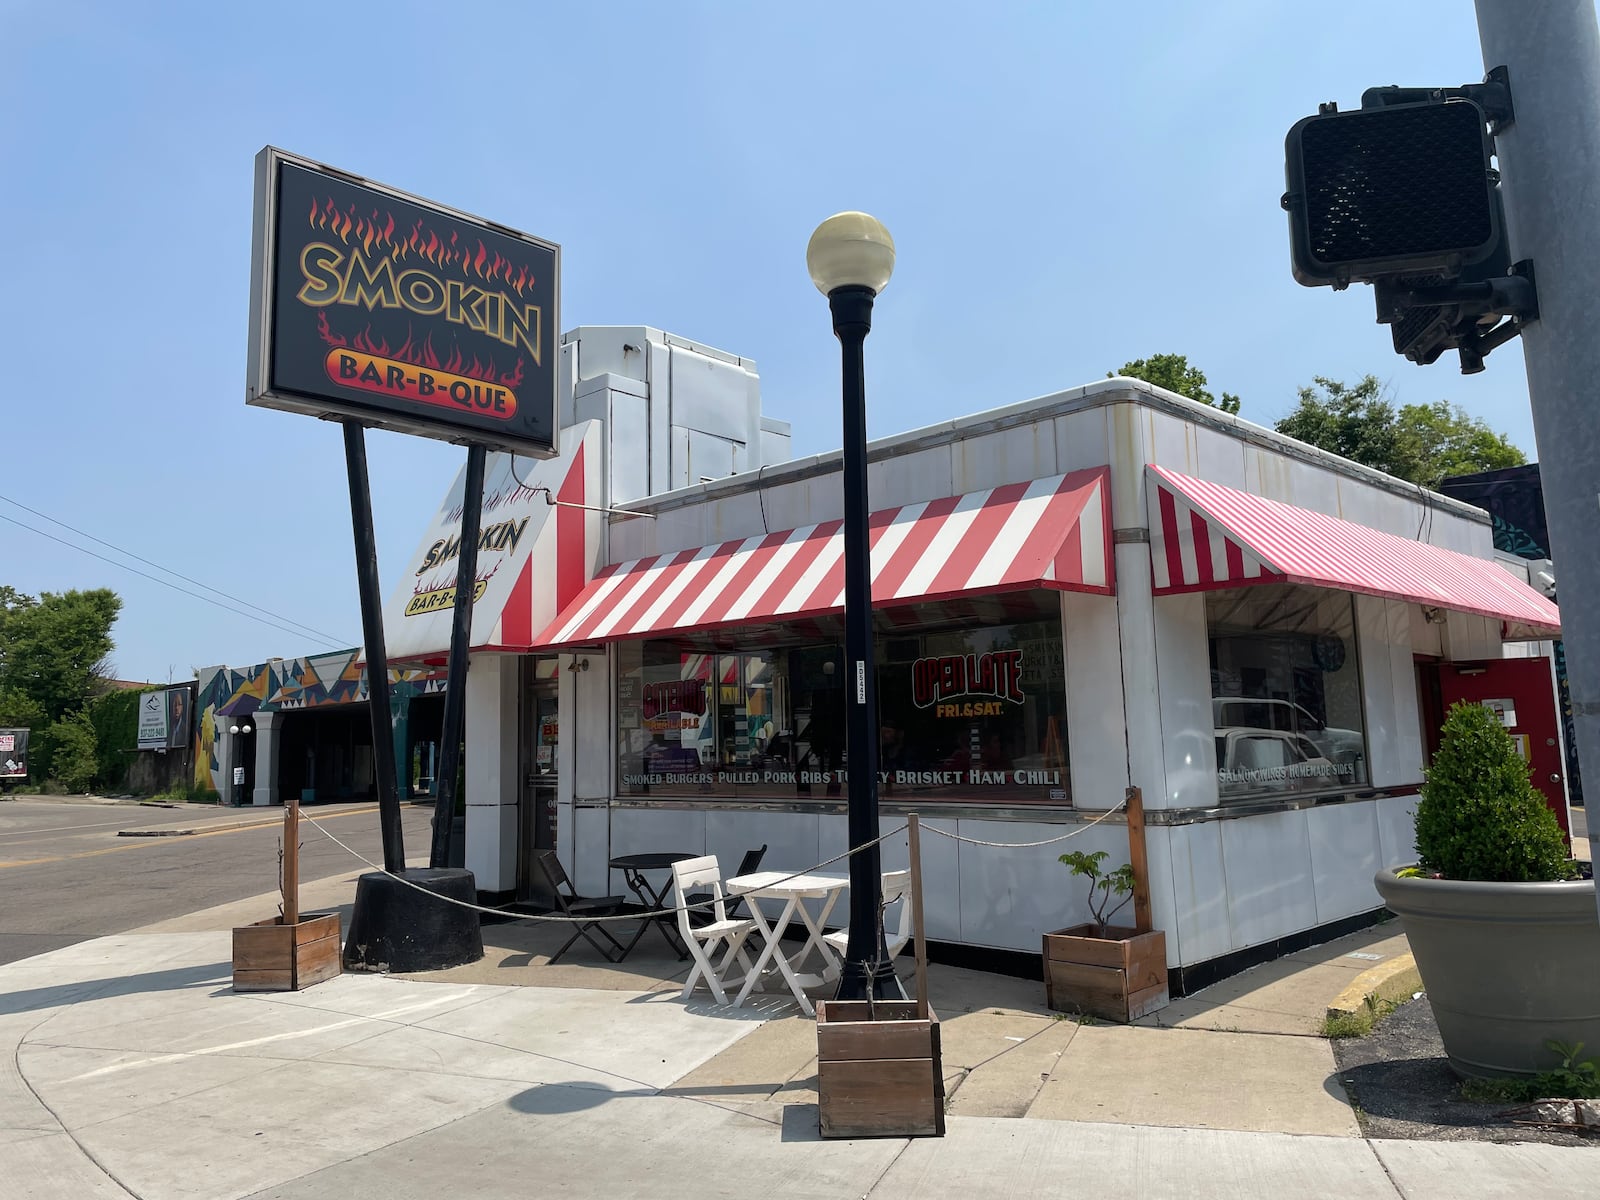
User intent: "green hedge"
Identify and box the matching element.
[86,688,147,791]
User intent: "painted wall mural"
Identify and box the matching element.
[193,652,447,796]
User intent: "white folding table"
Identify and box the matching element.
[726,870,849,1016]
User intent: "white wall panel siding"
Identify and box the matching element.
[1376,794,1420,872]
[608,808,709,900]
[609,390,651,505]
[646,502,710,560]
[1386,601,1425,785]
[758,478,833,533]
[1144,407,1200,479]
[870,445,953,512]
[1356,594,1401,786]
[1165,822,1232,965]
[1062,591,1129,808]
[573,655,610,801]
[1307,803,1384,924]
[704,491,766,546]
[1409,603,1444,658]
[882,819,962,943]
[950,423,1058,495]
[1444,611,1498,661]
[1220,810,1317,949]
[465,655,520,893]
[1190,424,1250,491]
[706,810,821,898]
[647,339,672,492]
[1153,593,1218,811]
[954,820,1126,952]
[1114,542,1169,809]
[572,804,611,896]
[1140,826,1180,967]
[467,805,518,895]
[1052,406,1111,476]
[1106,403,1149,527]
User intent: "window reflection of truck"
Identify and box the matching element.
[1214,727,1342,794]
[1211,698,1363,767]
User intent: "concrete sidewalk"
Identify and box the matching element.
[3,868,1594,1199]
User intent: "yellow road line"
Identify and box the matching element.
[0,805,382,870]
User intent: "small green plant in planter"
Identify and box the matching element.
[1057,850,1136,935]
[1043,850,1167,1022]
[1415,701,1576,883]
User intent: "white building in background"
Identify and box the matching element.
[382,324,1565,992]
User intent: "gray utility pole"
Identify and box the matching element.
[1475,1,1600,891]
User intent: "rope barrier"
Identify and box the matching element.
[298,799,1130,922]
[918,795,1129,847]
[299,811,907,924]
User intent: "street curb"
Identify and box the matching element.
[1326,952,1421,1020]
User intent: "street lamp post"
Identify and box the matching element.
[807,212,906,1001]
[228,721,253,807]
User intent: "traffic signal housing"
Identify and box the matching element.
[1284,98,1502,289]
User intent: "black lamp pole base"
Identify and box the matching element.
[343,868,484,973]
[835,957,910,1002]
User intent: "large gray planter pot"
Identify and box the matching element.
[1374,867,1600,1079]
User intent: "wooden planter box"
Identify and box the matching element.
[232,913,342,992]
[816,999,945,1138]
[1043,923,1168,1023]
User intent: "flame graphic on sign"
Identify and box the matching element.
[317,316,526,387]
[307,196,539,296]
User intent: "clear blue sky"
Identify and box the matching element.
[1,1,1544,682]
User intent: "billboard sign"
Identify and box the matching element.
[165,685,192,750]
[137,691,169,749]
[247,147,560,457]
[0,729,28,780]
[135,686,192,751]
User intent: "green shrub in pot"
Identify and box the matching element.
[1413,701,1575,883]
[1375,697,1595,1078]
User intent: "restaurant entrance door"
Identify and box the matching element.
[1432,656,1570,836]
[517,657,561,904]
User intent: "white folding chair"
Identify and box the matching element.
[825,869,913,962]
[671,855,758,1005]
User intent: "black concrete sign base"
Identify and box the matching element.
[343,868,484,973]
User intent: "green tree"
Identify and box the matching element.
[0,588,122,724]
[1275,376,1526,486]
[47,713,98,794]
[0,687,44,731]
[1112,354,1241,414]
[1397,399,1526,482]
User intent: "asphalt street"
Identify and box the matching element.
[0,798,435,966]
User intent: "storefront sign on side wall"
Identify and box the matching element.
[383,422,603,661]
[247,147,560,458]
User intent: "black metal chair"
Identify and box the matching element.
[686,845,767,927]
[533,851,630,964]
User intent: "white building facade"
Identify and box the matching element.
[384,325,1564,991]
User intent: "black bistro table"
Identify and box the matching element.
[609,852,696,959]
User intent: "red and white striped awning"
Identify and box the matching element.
[1147,465,1561,636]
[535,466,1112,648]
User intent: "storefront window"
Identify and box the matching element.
[615,611,1070,804]
[1208,585,1368,800]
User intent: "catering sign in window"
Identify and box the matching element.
[247,147,560,458]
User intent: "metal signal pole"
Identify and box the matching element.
[1474,1,1600,895]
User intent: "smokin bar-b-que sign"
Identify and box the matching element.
[247,148,560,457]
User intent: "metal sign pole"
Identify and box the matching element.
[342,421,406,874]
[430,443,487,868]
[1474,1,1600,890]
